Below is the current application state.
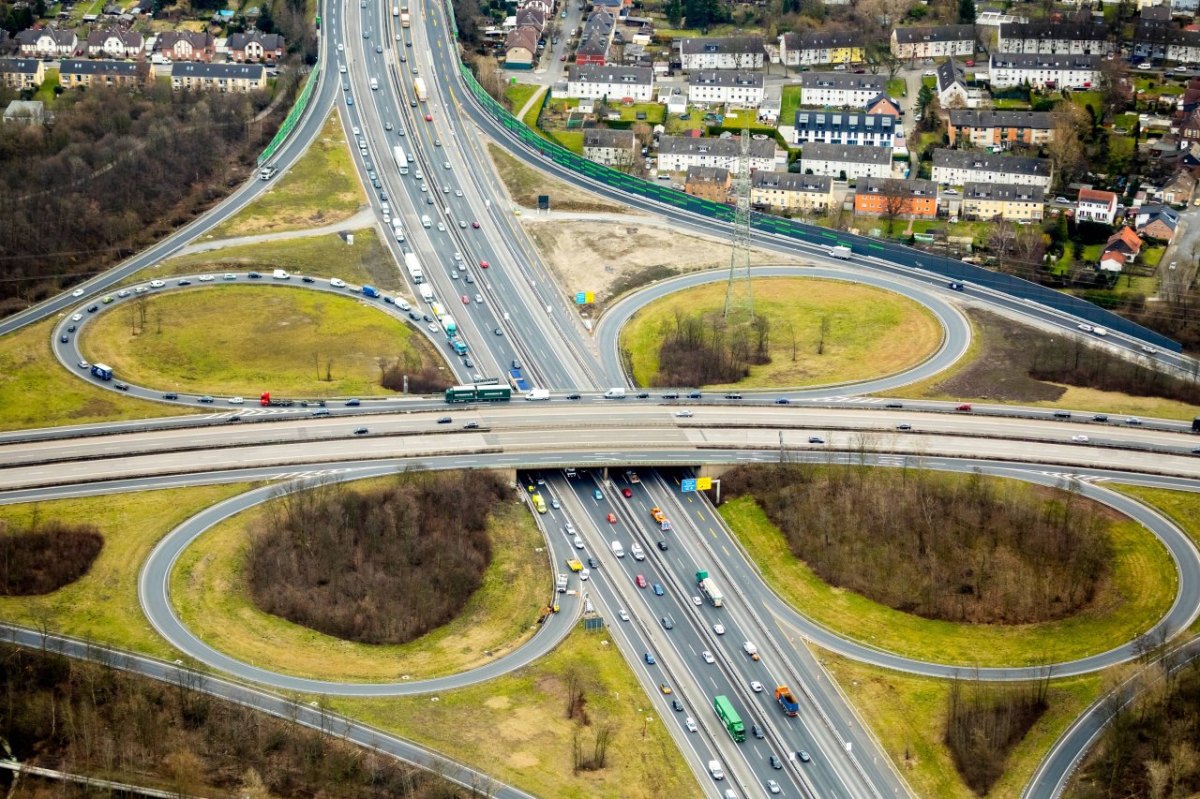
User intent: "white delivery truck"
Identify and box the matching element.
[404,252,424,283]
[391,217,404,242]
[525,388,550,401]
[419,284,434,302]
[603,387,627,398]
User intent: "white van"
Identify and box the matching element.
[370,77,379,90]
[272,269,290,280]
[630,542,645,561]
[421,215,432,229]
[603,387,627,399]
[525,388,550,401]
[708,760,725,780]
[611,540,625,558]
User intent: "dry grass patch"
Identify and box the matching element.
[487,143,628,212]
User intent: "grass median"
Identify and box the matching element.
[82,285,444,398]
[620,277,942,389]
[0,483,254,659]
[331,620,700,799]
[721,490,1176,667]
[170,485,549,682]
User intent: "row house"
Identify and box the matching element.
[657,134,779,175]
[854,177,938,218]
[750,171,834,213]
[777,30,864,66]
[688,71,764,107]
[1075,188,1119,225]
[583,127,637,166]
[996,21,1111,55]
[678,36,765,71]
[798,142,892,180]
[575,9,616,66]
[0,58,46,89]
[227,31,285,63]
[85,28,143,59]
[988,52,1101,90]
[156,31,215,63]
[59,58,148,88]
[685,166,732,202]
[16,28,78,58]
[170,61,266,92]
[889,25,976,60]
[798,72,886,108]
[566,64,654,101]
[947,109,1055,148]
[936,60,981,109]
[505,27,539,69]
[1134,19,1200,64]
[931,148,1054,189]
[792,110,896,148]
[961,182,1045,222]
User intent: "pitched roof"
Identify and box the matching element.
[0,57,42,74]
[798,72,887,92]
[893,24,976,44]
[226,31,285,51]
[1106,226,1143,252]
[583,127,636,148]
[505,26,538,54]
[962,181,1045,202]
[948,109,1053,129]
[679,36,766,56]
[858,176,938,197]
[659,134,777,158]
[751,171,833,193]
[60,58,141,76]
[998,20,1108,41]
[865,94,902,115]
[800,142,892,165]
[157,31,213,50]
[686,165,731,184]
[989,52,1101,71]
[169,61,264,79]
[932,148,1052,177]
[567,64,652,84]
[936,59,965,93]
[781,29,864,49]
[689,70,763,88]
[1077,187,1117,205]
[86,28,143,48]
[793,110,895,136]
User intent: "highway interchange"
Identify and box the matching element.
[2,0,1200,797]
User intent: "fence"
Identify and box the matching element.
[257,63,320,167]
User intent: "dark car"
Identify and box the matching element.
[587,557,599,569]
[948,281,964,291]
[87,304,99,313]
[637,392,649,398]
[687,391,702,399]
[897,423,913,431]
[662,392,679,400]
[162,392,178,400]
[769,755,783,769]
[354,427,369,435]
[437,416,452,424]
[566,393,582,400]
[1093,414,1109,422]
[345,398,361,406]
[885,402,904,409]
[177,279,191,286]
[248,272,262,279]
[656,540,668,551]
[672,699,684,711]
[724,393,742,399]
[661,616,674,630]
[67,325,76,333]
[463,421,480,429]
[644,652,656,664]
[752,725,765,739]
[797,750,812,763]
[113,381,129,391]
[775,397,790,404]
[59,334,69,343]
[302,276,316,283]
[198,395,214,403]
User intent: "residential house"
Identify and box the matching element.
[85,27,143,59]
[16,27,78,58]
[0,58,46,90]
[960,182,1046,222]
[1075,188,1119,224]
[988,52,1101,90]
[504,27,539,69]
[889,24,976,60]
[750,171,834,213]
[792,111,896,148]
[798,72,887,108]
[685,165,732,202]
[936,60,980,109]
[522,0,553,15]
[688,70,764,107]
[514,7,546,35]
[853,177,938,218]
[2,99,44,125]
[156,31,215,62]
[798,142,892,180]
[657,134,779,174]
[931,149,1054,188]
[1134,19,1200,64]
[996,21,1111,55]
[777,30,864,67]
[1098,250,1127,273]
[1136,204,1180,240]
[566,64,654,101]
[170,61,266,92]
[583,127,637,166]
[1181,107,1200,142]
[59,58,149,88]
[1162,170,1196,205]
[865,94,902,118]
[678,36,766,71]
[1103,226,1143,261]
[227,31,285,62]
[576,10,616,66]
[947,109,1055,148]
[758,85,782,124]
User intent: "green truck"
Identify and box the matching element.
[713,695,745,742]
[444,385,512,403]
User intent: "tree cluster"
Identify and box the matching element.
[1028,336,1200,405]
[0,644,481,799]
[379,352,453,394]
[0,82,283,317]
[0,518,102,596]
[650,310,770,387]
[722,464,1114,625]
[945,677,1049,795]
[247,472,509,645]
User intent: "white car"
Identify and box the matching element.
[767,780,781,794]
[1077,323,1093,333]
[692,595,702,605]
[77,360,90,369]
[198,274,215,282]
[675,409,694,418]
[453,252,463,262]
[71,288,84,297]
[223,273,237,280]
[618,608,629,621]
[713,623,726,635]
[580,568,590,581]
[702,650,715,664]
[149,280,165,288]
[1072,435,1089,443]
[330,278,347,288]
[134,286,148,294]
[71,313,83,322]
[116,289,130,298]
[228,397,244,405]
[474,293,483,303]
[685,717,698,733]
[750,681,764,693]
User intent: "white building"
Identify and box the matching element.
[565,64,654,102]
[996,21,1111,55]
[798,72,887,108]
[799,142,892,180]
[657,134,780,174]
[931,148,1054,189]
[678,36,766,71]
[583,127,637,167]
[1075,188,1119,225]
[688,71,765,107]
[988,52,1101,90]
[890,25,976,60]
[777,30,864,66]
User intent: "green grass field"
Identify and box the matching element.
[504,82,542,115]
[171,487,549,682]
[82,285,445,398]
[780,86,802,128]
[720,491,1176,667]
[154,228,406,293]
[206,112,365,240]
[0,484,254,659]
[619,277,942,389]
[887,78,907,98]
[332,620,700,799]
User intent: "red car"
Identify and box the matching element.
[560,54,566,61]
[635,574,648,588]
[471,221,481,229]
[622,487,633,498]
[966,59,975,67]
[424,114,433,122]
[461,294,470,304]
[606,512,617,523]
[956,403,972,411]
[479,260,489,269]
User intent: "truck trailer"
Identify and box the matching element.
[404,252,424,284]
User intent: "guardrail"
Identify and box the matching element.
[258,62,320,167]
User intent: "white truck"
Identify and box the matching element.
[419,284,434,302]
[827,244,852,259]
[603,387,627,399]
[610,540,625,558]
[555,573,568,592]
[404,252,424,284]
[630,542,645,561]
[421,214,432,229]
[414,77,427,102]
[525,388,550,400]
[742,641,760,661]
[393,145,409,175]
[391,217,404,242]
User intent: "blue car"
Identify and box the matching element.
[652,583,664,596]
[345,398,361,407]
[593,488,603,500]
[644,652,656,665]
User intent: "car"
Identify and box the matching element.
[375,44,382,53]
[606,512,617,524]
[363,29,369,37]
[686,717,698,733]
[671,698,684,712]
[345,398,361,406]
[198,395,214,403]
[766,780,781,794]
[71,288,84,297]
[751,724,765,739]
[923,69,936,76]
[1176,65,1189,72]
[675,410,694,418]
[644,652,656,664]
[618,608,629,621]
[67,325,76,333]
[479,260,489,268]
[702,650,715,663]
[769,755,782,770]
[162,392,178,400]
[885,402,904,409]
[330,278,347,288]
[652,583,664,596]
[399,54,407,62]
[587,557,598,569]
[71,313,83,322]
[228,397,244,405]
[424,114,433,122]
[134,285,148,294]
[247,271,263,279]
[713,623,725,635]
[102,295,114,303]
[1093,414,1109,422]
[113,381,129,391]
[687,391,702,399]
[750,681,764,693]
[579,568,591,581]
[593,488,603,500]
[116,289,130,298]
[636,392,650,399]
[1077,323,1094,333]
[301,276,315,284]
[59,334,69,343]
[77,360,90,369]
[724,393,742,400]
[1126,416,1143,425]
[463,421,480,429]
[346,96,354,105]
[1141,345,1158,354]
[659,683,672,695]
[337,43,343,51]
[354,427,369,435]
[948,281,964,291]
[464,274,475,284]
[434,139,441,147]
[437,416,452,424]
[566,392,581,400]
[1055,196,1070,204]
[661,616,674,630]
[1072,435,1090,443]
[797,750,812,763]
[560,54,566,61]
[1138,62,1153,70]
[636,574,648,588]
[461,294,470,305]
[428,323,439,333]
[472,221,481,229]
[808,436,825,444]
[474,293,483,303]
[656,540,668,551]
[897,423,913,431]
[775,397,791,404]
[223,273,237,281]
[87,304,99,313]
[463,357,474,368]
[956,403,972,411]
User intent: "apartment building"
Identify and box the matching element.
[1075,188,1118,225]
[853,177,938,218]
[59,58,149,89]
[688,71,765,107]
[657,134,779,174]
[685,166,732,202]
[566,64,654,101]
[960,182,1045,221]
[170,61,267,92]
[792,111,896,148]
[678,36,766,71]
[932,148,1054,188]
[750,171,834,213]
[0,58,45,90]
[798,72,887,107]
[1134,19,1200,64]
[798,142,892,180]
[583,127,638,166]
[85,28,144,59]
[947,109,1055,148]
[996,21,1111,55]
[988,52,1101,90]
[777,30,864,66]
[889,24,976,60]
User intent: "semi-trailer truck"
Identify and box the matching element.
[696,570,724,607]
[404,252,424,284]
[393,145,409,175]
[259,391,295,407]
[442,315,458,335]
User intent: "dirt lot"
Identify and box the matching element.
[524,219,812,306]
[487,144,630,213]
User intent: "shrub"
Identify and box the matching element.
[0,520,103,595]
